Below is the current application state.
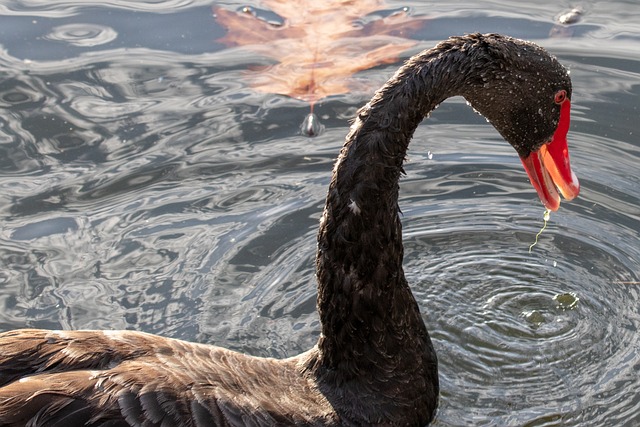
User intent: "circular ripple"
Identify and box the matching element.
[402,203,639,425]
[45,23,117,47]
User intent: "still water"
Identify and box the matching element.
[0,1,638,425]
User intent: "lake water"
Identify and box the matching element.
[0,1,638,425]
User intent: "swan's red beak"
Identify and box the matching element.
[520,100,580,211]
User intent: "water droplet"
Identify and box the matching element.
[300,112,324,137]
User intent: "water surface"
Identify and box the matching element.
[0,1,638,425]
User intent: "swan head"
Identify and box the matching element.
[461,34,580,211]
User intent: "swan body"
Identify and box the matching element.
[0,34,579,426]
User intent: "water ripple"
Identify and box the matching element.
[44,23,117,47]
[1,0,212,16]
[0,3,638,426]
[403,199,639,425]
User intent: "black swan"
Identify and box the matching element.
[0,34,579,426]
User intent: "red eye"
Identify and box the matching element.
[554,90,567,104]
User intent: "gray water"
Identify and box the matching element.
[0,1,639,425]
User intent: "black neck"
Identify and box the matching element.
[314,45,470,370]
[305,34,571,425]
[307,37,515,426]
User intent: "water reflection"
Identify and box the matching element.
[0,1,638,425]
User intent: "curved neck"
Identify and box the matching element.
[307,41,498,424]
[314,46,472,373]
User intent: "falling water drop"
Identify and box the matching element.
[241,6,257,17]
[300,112,324,137]
[529,209,551,252]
